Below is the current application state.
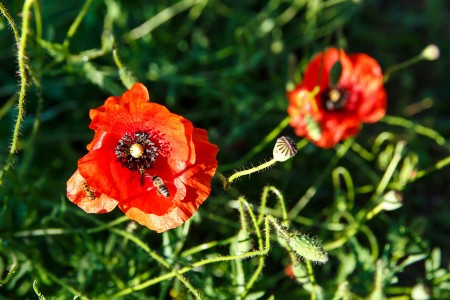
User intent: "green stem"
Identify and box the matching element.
[63,0,93,47]
[380,115,446,146]
[124,0,203,41]
[370,141,406,203]
[110,228,202,300]
[32,0,42,40]
[0,3,20,42]
[360,225,379,262]
[415,156,450,179]
[238,197,249,233]
[258,186,289,226]
[325,142,406,251]
[1,0,34,181]
[108,217,272,299]
[305,260,317,300]
[288,138,353,218]
[332,167,355,210]
[383,54,423,82]
[180,237,235,257]
[0,251,17,286]
[13,216,130,237]
[46,271,84,299]
[220,116,291,172]
[238,198,265,299]
[227,158,278,186]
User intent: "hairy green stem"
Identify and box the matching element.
[227,158,278,185]
[0,0,34,182]
[109,217,272,299]
[0,3,20,42]
[258,186,289,226]
[110,228,203,299]
[238,198,265,299]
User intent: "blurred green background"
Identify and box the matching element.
[1,0,450,298]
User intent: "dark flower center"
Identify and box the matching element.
[322,87,349,111]
[115,131,160,180]
[115,130,171,185]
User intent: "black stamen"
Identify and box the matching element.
[115,131,158,171]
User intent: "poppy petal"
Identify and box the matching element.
[89,101,196,171]
[118,128,218,232]
[66,170,118,213]
[68,82,219,232]
[349,53,387,122]
[287,48,387,148]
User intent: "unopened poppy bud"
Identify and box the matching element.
[421,44,440,61]
[288,234,328,264]
[273,136,298,162]
[381,190,403,211]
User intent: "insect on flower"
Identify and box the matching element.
[82,182,96,200]
[66,83,219,233]
[152,176,170,198]
[139,168,146,186]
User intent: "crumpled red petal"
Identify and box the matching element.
[66,169,119,213]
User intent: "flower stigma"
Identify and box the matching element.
[115,131,159,174]
[322,87,349,111]
[130,143,144,158]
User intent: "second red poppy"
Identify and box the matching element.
[287,48,387,148]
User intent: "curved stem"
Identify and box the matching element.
[110,228,203,299]
[380,115,446,146]
[238,198,264,299]
[258,186,288,226]
[108,217,272,299]
[288,138,353,218]
[227,158,278,186]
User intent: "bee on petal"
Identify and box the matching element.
[82,182,96,200]
[152,176,170,198]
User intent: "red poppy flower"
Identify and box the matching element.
[287,48,387,148]
[67,83,219,232]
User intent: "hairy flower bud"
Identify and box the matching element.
[288,234,328,264]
